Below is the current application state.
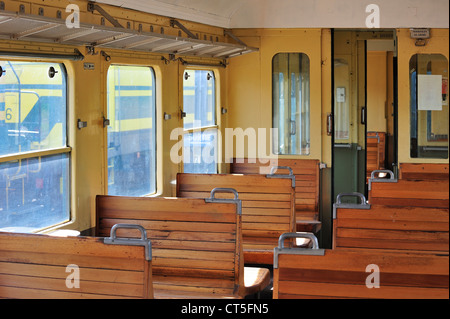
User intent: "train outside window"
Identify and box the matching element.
[410,54,449,159]
[272,53,311,155]
[183,69,218,174]
[106,65,157,196]
[0,61,69,233]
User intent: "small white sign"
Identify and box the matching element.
[418,74,442,111]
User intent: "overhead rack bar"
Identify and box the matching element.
[0,50,84,61]
[0,8,258,59]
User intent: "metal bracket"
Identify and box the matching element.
[224,30,248,47]
[205,188,242,216]
[103,224,152,261]
[87,1,124,29]
[274,232,325,269]
[170,19,198,39]
[266,166,296,188]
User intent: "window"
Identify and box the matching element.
[410,54,448,159]
[272,53,310,155]
[106,65,157,196]
[183,69,217,173]
[0,61,69,232]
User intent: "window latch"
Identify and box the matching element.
[180,110,186,119]
[290,120,296,135]
[103,116,110,127]
[77,119,87,130]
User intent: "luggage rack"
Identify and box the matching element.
[0,7,258,59]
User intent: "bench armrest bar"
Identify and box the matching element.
[266,166,296,187]
[336,192,367,205]
[103,224,152,261]
[274,232,325,269]
[370,169,395,180]
[368,169,398,190]
[333,192,371,218]
[205,187,242,215]
[278,232,319,250]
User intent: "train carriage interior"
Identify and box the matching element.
[0,0,449,302]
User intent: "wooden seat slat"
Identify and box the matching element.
[399,163,449,180]
[0,231,153,299]
[369,179,449,209]
[274,244,449,299]
[334,197,449,253]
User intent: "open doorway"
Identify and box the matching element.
[332,30,397,203]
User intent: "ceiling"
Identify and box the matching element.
[94,0,449,29]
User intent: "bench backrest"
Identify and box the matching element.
[230,158,320,213]
[96,194,245,298]
[0,230,153,299]
[333,200,449,253]
[369,178,449,208]
[399,163,449,181]
[273,235,449,299]
[176,173,295,254]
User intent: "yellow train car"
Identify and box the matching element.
[0,0,448,302]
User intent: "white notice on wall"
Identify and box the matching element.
[418,74,443,111]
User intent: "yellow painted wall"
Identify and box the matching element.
[227,28,330,164]
[397,28,449,164]
[0,0,229,233]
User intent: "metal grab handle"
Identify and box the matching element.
[208,187,239,201]
[205,188,242,215]
[371,169,395,180]
[266,166,296,187]
[336,192,367,205]
[278,232,319,250]
[109,223,148,241]
[104,224,152,261]
[269,166,294,176]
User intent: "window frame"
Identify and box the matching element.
[409,53,449,159]
[105,64,158,197]
[0,60,71,232]
[182,68,219,174]
[272,52,311,156]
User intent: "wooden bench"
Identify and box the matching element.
[369,170,449,209]
[176,172,297,265]
[273,233,449,299]
[399,163,449,181]
[96,191,270,298]
[0,226,153,299]
[230,158,321,233]
[333,193,449,253]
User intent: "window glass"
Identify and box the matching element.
[107,65,157,196]
[409,54,448,159]
[183,70,217,173]
[272,53,310,155]
[183,70,215,130]
[0,62,66,155]
[0,61,69,232]
[183,130,217,174]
